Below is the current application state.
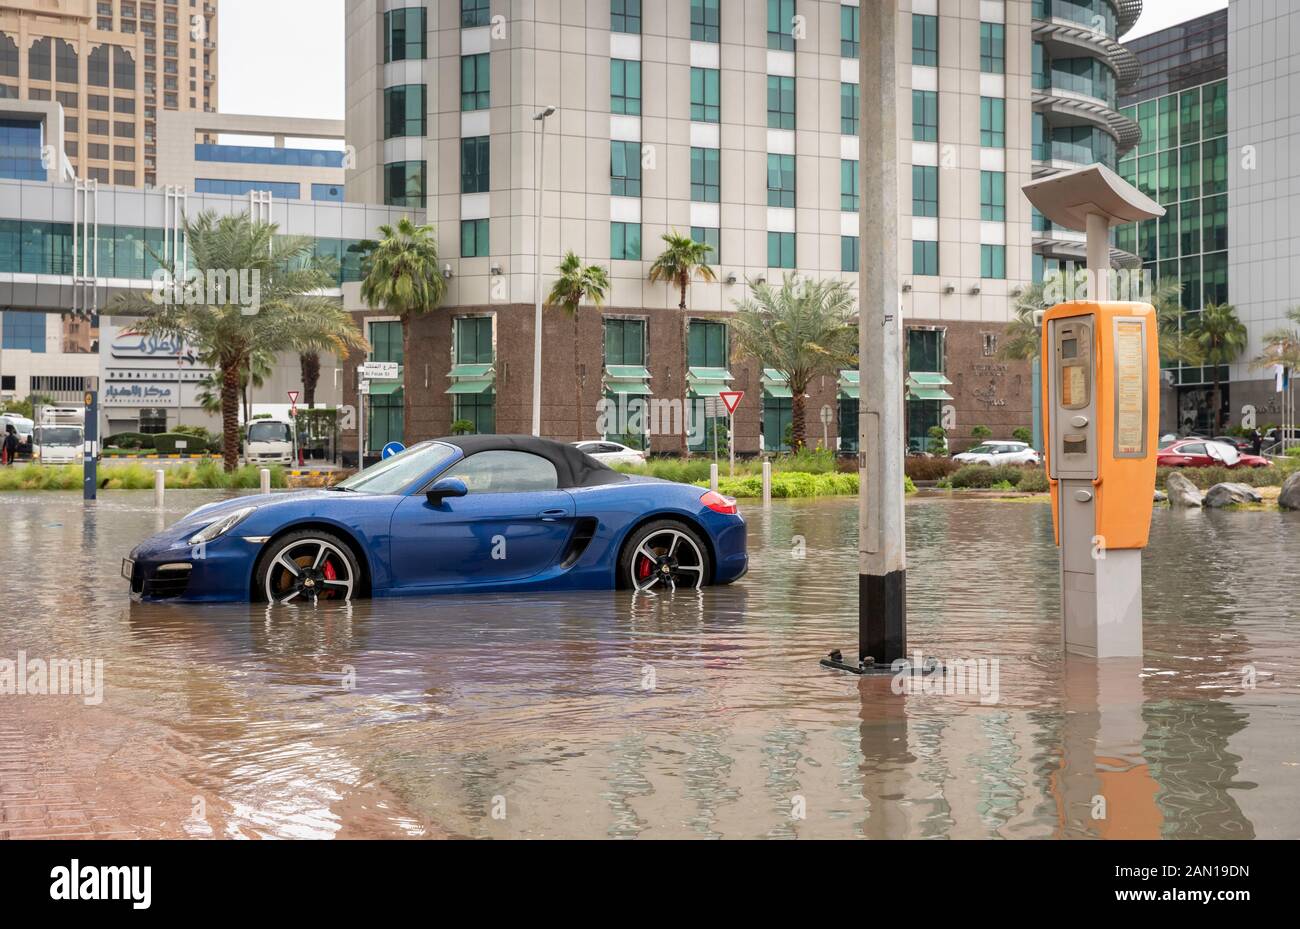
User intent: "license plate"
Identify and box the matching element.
[121,558,135,581]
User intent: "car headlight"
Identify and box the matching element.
[187,506,257,545]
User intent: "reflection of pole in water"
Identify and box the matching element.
[856,677,917,839]
[1052,657,1161,838]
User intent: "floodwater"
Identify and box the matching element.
[0,488,1297,839]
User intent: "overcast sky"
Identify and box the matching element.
[216,0,1230,120]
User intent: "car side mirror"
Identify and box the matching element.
[425,477,468,505]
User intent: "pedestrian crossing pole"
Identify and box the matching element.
[83,380,98,502]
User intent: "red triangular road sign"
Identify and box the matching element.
[719,390,744,416]
[287,390,300,405]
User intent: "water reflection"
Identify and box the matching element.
[0,491,1296,838]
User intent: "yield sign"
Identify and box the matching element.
[719,390,744,416]
[287,390,300,406]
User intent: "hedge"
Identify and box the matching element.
[0,462,287,491]
[693,471,916,499]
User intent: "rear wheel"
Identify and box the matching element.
[254,529,360,605]
[618,520,711,592]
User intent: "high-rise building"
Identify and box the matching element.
[0,0,219,189]
[1114,9,1228,434]
[342,0,1041,455]
[1030,0,1144,281]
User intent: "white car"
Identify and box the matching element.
[572,440,647,468]
[953,440,1041,466]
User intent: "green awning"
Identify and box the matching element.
[367,381,404,396]
[446,380,494,395]
[687,366,733,382]
[763,385,793,399]
[606,364,652,380]
[607,381,652,395]
[840,369,860,385]
[448,363,494,379]
[839,385,860,400]
[908,387,953,401]
[689,383,727,398]
[906,371,952,388]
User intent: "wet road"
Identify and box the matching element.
[0,489,1297,839]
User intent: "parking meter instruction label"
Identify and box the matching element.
[1114,319,1146,456]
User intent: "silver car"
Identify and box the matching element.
[953,440,1041,466]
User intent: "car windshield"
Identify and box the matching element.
[247,422,292,443]
[966,445,995,454]
[335,441,458,495]
[36,427,81,446]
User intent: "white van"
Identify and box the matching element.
[0,414,34,442]
[243,418,295,465]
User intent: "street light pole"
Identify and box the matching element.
[531,105,556,437]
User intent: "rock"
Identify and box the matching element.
[1154,490,1168,503]
[1279,472,1300,510]
[1164,471,1204,508]
[1204,482,1262,508]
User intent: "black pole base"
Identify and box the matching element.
[860,569,906,664]
[819,649,897,675]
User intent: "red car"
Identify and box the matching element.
[1156,439,1269,469]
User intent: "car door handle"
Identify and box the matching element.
[539,508,568,521]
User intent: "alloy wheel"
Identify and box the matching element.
[264,539,354,605]
[631,529,705,593]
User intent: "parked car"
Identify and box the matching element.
[953,441,1041,466]
[124,436,747,603]
[1156,438,1269,469]
[1212,435,1254,452]
[571,440,647,468]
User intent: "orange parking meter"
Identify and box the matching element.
[1041,300,1159,658]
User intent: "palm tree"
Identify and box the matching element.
[1188,302,1248,431]
[1254,306,1300,371]
[299,352,321,408]
[109,211,367,471]
[546,251,610,441]
[358,218,447,443]
[648,231,716,310]
[730,274,858,451]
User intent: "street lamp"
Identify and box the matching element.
[531,104,556,437]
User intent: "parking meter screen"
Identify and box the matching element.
[1061,337,1078,359]
[1062,365,1086,407]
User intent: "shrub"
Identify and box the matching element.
[0,462,287,491]
[105,432,155,450]
[451,419,476,436]
[905,456,961,482]
[1016,468,1050,493]
[152,432,213,454]
[1012,427,1033,444]
[971,425,992,441]
[1156,465,1288,489]
[949,463,1047,490]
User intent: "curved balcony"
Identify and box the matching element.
[1116,0,1143,38]
[1033,228,1143,270]
[1033,18,1142,92]
[1033,87,1141,154]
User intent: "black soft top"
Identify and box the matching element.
[439,434,629,489]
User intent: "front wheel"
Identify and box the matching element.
[617,520,712,593]
[254,529,360,604]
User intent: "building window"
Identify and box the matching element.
[368,320,404,453]
[689,320,728,368]
[461,218,489,258]
[384,84,426,139]
[841,83,859,136]
[767,153,795,208]
[980,22,1005,74]
[841,159,859,211]
[605,317,646,366]
[912,89,937,142]
[691,147,720,203]
[912,165,937,217]
[768,0,795,51]
[611,59,641,115]
[0,119,45,180]
[980,97,1005,148]
[691,0,720,42]
[384,160,427,208]
[767,75,795,130]
[763,391,793,452]
[461,53,490,111]
[980,171,1005,221]
[690,67,720,123]
[611,141,642,197]
[611,0,641,34]
[611,222,641,260]
[462,0,491,29]
[913,240,938,276]
[461,136,490,193]
[139,409,168,435]
[980,244,1005,279]
[841,5,860,58]
[195,179,301,198]
[767,232,795,269]
[55,40,78,83]
[384,7,427,63]
[1,311,45,352]
[312,183,344,202]
[690,226,720,263]
[912,13,938,66]
[841,235,859,272]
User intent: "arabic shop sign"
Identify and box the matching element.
[107,326,202,367]
[103,382,181,407]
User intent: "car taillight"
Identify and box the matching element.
[700,491,738,515]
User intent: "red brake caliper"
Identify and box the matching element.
[323,560,337,581]
[637,555,652,579]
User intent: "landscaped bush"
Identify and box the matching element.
[0,462,287,491]
[1016,468,1050,493]
[692,471,915,499]
[949,464,1046,490]
[905,456,962,482]
[151,432,212,454]
[104,432,155,450]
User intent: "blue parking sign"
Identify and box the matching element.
[382,442,406,459]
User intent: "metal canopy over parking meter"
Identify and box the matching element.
[1023,165,1163,659]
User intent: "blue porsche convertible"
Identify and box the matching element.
[124,435,748,603]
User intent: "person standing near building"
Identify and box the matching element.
[2,424,18,466]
